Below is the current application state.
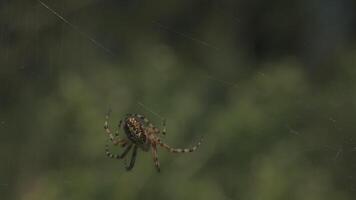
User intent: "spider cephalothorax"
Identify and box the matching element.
[104,112,202,172]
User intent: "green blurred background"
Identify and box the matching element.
[1,0,356,199]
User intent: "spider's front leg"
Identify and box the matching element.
[104,110,125,145]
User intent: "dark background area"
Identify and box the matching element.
[1,0,356,199]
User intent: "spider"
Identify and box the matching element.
[104,111,202,172]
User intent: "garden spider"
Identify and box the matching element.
[104,111,202,172]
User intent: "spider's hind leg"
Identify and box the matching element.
[135,113,166,136]
[151,144,161,172]
[152,118,167,136]
[125,145,138,171]
[157,137,203,153]
[161,119,166,135]
[105,143,133,159]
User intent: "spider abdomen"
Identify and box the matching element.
[123,116,150,151]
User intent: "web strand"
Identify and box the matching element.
[37,0,115,57]
[152,20,220,51]
[137,101,165,121]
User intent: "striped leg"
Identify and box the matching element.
[151,144,161,172]
[157,137,202,153]
[134,114,149,124]
[104,110,123,145]
[125,145,138,171]
[152,119,166,135]
[134,113,166,136]
[161,119,166,135]
[106,143,133,159]
[115,119,123,137]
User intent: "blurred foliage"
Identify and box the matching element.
[1,0,356,200]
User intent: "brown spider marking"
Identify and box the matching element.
[104,112,202,172]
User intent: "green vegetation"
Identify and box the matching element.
[1,1,356,200]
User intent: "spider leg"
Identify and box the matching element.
[160,119,166,135]
[152,119,166,135]
[134,114,157,133]
[104,110,123,145]
[115,119,123,137]
[106,143,133,159]
[156,137,203,153]
[151,144,161,172]
[134,114,149,123]
[135,113,166,136]
[125,145,138,171]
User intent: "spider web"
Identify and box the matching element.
[1,1,355,200]
[37,0,356,194]
[35,0,239,115]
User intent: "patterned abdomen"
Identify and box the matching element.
[123,116,149,150]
